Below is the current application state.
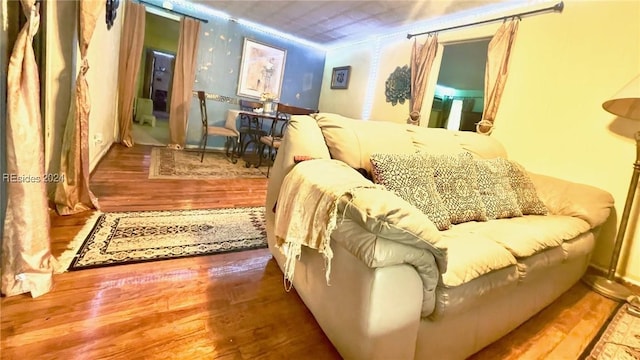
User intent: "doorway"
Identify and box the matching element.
[131,10,180,146]
[143,49,175,118]
[132,49,175,146]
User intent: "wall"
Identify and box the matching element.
[44,2,123,178]
[320,41,377,120]
[44,0,76,197]
[85,5,123,170]
[492,0,640,284]
[320,0,640,284]
[320,18,499,124]
[188,14,326,149]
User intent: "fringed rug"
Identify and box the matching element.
[580,302,640,359]
[148,147,267,179]
[56,207,267,272]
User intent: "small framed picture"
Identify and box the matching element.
[331,66,351,89]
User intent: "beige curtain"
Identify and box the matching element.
[409,34,438,126]
[479,19,520,134]
[169,18,201,147]
[2,0,55,297]
[54,0,104,215]
[116,1,146,147]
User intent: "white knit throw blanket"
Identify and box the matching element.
[275,159,382,288]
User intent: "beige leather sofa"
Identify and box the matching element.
[265,113,615,360]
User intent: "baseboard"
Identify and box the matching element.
[184,144,225,151]
[588,264,640,287]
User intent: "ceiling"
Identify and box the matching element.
[190,1,509,46]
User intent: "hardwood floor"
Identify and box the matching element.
[1,144,634,359]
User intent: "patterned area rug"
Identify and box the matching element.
[581,303,640,359]
[148,147,266,179]
[58,207,267,271]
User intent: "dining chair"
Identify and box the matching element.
[257,103,318,177]
[198,91,239,163]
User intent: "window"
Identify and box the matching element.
[427,39,490,131]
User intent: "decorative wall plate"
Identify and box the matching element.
[385,65,411,106]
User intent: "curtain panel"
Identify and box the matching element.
[169,18,201,148]
[479,19,520,135]
[2,0,55,297]
[409,34,438,126]
[54,0,105,215]
[440,97,454,129]
[116,0,146,147]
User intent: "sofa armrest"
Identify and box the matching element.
[529,173,614,228]
[331,219,441,317]
[338,187,447,272]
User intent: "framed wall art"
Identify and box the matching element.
[237,38,287,100]
[331,65,351,89]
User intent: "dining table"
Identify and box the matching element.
[224,109,278,167]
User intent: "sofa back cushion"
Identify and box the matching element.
[406,126,463,155]
[453,131,509,159]
[406,125,508,159]
[314,113,415,175]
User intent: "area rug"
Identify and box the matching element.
[56,207,267,272]
[580,302,640,359]
[148,147,267,179]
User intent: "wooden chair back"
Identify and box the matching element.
[267,104,317,139]
[239,99,264,111]
[197,91,208,128]
[275,103,318,116]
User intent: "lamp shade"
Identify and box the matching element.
[603,75,640,120]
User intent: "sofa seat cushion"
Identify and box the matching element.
[437,214,590,287]
[450,215,591,259]
[432,227,595,319]
[437,232,517,287]
[517,231,595,281]
[432,265,520,319]
[314,113,415,175]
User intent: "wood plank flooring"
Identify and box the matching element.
[1,144,634,359]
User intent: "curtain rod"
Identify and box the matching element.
[137,0,209,23]
[407,1,563,39]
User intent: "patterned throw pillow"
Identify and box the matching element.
[505,161,548,215]
[370,152,451,231]
[431,152,488,224]
[474,158,523,219]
